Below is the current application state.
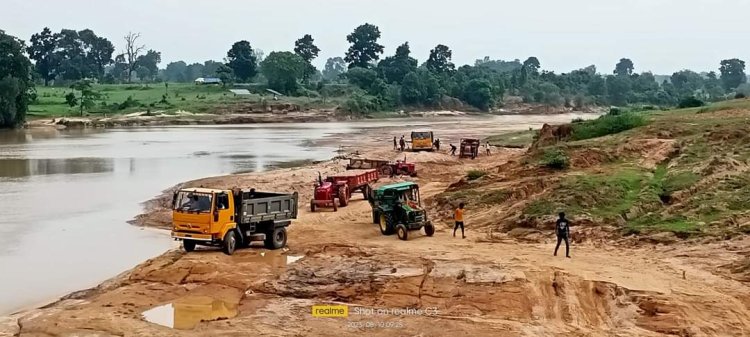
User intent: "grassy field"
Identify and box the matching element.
[29,83,342,118]
[484,130,536,148]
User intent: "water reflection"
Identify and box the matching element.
[0,158,114,178]
[142,296,238,330]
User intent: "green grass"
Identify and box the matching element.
[571,112,647,141]
[466,170,487,181]
[484,130,536,148]
[28,83,341,117]
[539,148,570,169]
[436,188,510,207]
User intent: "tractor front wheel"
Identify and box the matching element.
[338,186,349,207]
[379,213,395,235]
[396,224,408,241]
[424,223,435,237]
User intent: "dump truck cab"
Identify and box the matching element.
[369,182,434,240]
[172,187,298,255]
[410,131,434,151]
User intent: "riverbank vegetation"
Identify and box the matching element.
[1,24,748,126]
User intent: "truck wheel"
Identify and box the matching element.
[183,240,196,252]
[338,186,349,207]
[396,224,408,241]
[372,210,379,224]
[222,231,237,255]
[379,213,395,235]
[310,199,316,212]
[264,227,287,250]
[424,223,435,237]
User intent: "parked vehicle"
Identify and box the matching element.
[346,157,417,177]
[411,131,435,151]
[368,182,434,241]
[459,138,480,159]
[310,169,379,211]
[171,188,298,255]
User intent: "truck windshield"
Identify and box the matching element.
[174,191,212,213]
[412,132,432,139]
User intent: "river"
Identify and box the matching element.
[0,114,592,315]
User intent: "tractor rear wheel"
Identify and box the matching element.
[396,224,408,241]
[183,240,196,252]
[379,213,395,235]
[310,199,316,212]
[338,186,349,207]
[424,223,435,237]
[380,166,394,177]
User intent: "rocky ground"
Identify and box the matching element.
[4,105,750,337]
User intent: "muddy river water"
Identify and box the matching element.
[0,114,593,315]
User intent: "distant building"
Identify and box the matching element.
[194,77,222,85]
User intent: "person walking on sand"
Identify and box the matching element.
[453,203,466,238]
[554,212,571,258]
[393,136,397,151]
[450,143,457,156]
[399,136,406,152]
[434,138,441,151]
[485,142,492,156]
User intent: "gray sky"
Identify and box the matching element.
[2,0,748,74]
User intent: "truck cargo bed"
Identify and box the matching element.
[234,190,298,224]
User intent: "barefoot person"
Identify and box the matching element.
[453,203,466,238]
[554,212,571,258]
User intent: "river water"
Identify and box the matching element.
[0,114,592,315]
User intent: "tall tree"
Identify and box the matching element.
[135,50,161,81]
[79,30,114,81]
[216,64,235,87]
[522,57,541,75]
[55,29,88,80]
[400,69,440,106]
[670,70,704,97]
[226,40,258,82]
[606,75,631,105]
[123,32,145,83]
[614,58,634,77]
[202,60,223,77]
[164,61,188,82]
[344,23,384,69]
[322,57,346,81]
[0,30,33,128]
[294,34,321,82]
[719,58,747,91]
[425,44,455,74]
[261,51,306,94]
[377,42,418,84]
[27,27,59,86]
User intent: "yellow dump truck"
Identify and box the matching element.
[410,131,434,151]
[171,188,298,255]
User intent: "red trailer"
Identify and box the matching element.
[310,169,379,212]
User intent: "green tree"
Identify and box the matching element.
[614,58,634,77]
[294,34,321,82]
[55,29,89,80]
[164,61,188,82]
[670,70,704,97]
[522,57,541,75]
[346,67,386,96]
[322,57,346,81]
[0,30,33,128]
[400,70,440,106]
[462,79,494,111]
[376,42,418,84]
[227,40,258,82]
[70,80,101,116]
[78,29,114,80]
[202,60,223,77]
[719,58,747,91]
[425,44,455,74]
[135,50,161,81]
[27,27,59,86]
[606,75,631,105]
[216,64,235,87]
[261,51,306,94]
[344,23,384,69]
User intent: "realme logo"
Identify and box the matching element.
[312,305,349,317]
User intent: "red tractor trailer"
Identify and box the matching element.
[310,169,379,212]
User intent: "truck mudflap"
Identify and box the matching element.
[171,232,213,241]
[274,220,291,228]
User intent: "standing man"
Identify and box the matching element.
[453,203,466,239]
[485,142,492,156]
[399,136,406,152]
[554,212,571,258]
[393,136,397,151]
[434,138,441,151]
[450,143,457,156]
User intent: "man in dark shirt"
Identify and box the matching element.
[554,212,571,258]
[449,144,457,156]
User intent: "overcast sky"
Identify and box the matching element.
[2,0,748,75]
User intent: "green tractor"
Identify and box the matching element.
[368,182,435,240]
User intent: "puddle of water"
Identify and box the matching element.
[286,255,304,265]
[142,296,238,330]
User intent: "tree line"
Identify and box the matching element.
[1,24,749,127]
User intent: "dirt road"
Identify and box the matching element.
[3,125,750,337]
